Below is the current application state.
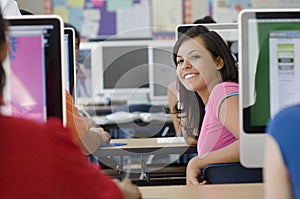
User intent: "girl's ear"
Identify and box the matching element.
[215,56,224,70]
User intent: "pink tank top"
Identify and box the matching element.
[197,82,239,156]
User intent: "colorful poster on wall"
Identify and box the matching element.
[48,0,150,39]
[251,0,300,8]
[152,0,182,33]
[46,0,190,40]
[212,0,251,23]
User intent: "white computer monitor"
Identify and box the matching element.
[76,42,101,105]
[176,23,238,61]
[239,9,300,168]
[176,23,238,41]
[148,40,176,104]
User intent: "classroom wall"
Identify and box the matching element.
[15,0,300,20]
[16,0,208,18]
[15,0,300,40]
[15,0,209,40]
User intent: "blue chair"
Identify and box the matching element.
[201,162,263,184]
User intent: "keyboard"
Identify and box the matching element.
[91,111,140,125]
[139,113,173,122]
[92,112,173,125]
[105,111,140,123]
[156,137,186,144]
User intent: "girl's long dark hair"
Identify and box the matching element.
[172,25,238,139]
[0,10,7,96]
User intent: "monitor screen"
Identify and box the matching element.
[2,15,66,125]
[64,28,76,101]
[99,41,150,101]
[148,40,177,102]
[239,9,300,167]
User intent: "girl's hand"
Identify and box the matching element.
[186,156,202,185]
[90,127,111,144]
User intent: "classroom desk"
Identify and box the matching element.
[87,110,175,138]
[100,120,176,138]
[81,105,113,115]
[94,137,197,156]
[139,183,264,199]
[93,138,196,180]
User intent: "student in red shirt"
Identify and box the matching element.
[0,11,141,199]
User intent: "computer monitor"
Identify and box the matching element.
[76,42,100,105]
[64,28,76,101]
[2,15,66,125]
[176,23,238,61]
[239,9,300,167]
[176,23,237,38]
[97,40,150,102]
[148,40,177,103]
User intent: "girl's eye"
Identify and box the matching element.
[177,59,184,66]
[191,55,200,60]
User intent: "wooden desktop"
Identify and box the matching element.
[139,183,264,199]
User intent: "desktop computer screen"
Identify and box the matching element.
[176,23,238,62]
[102,42,149,90]
[2,15,66,125]
[239,9,300,167]
[99,40,150,103]
[78,41,151,105]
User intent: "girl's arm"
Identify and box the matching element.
[186,95,240,185]
[219,95,239,139]
[186,140,239,185]
[264,135,292,199]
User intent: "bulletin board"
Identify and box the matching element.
[45,0,193,40]
[212,0,251,23]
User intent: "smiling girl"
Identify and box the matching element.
[172,25,239,185]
